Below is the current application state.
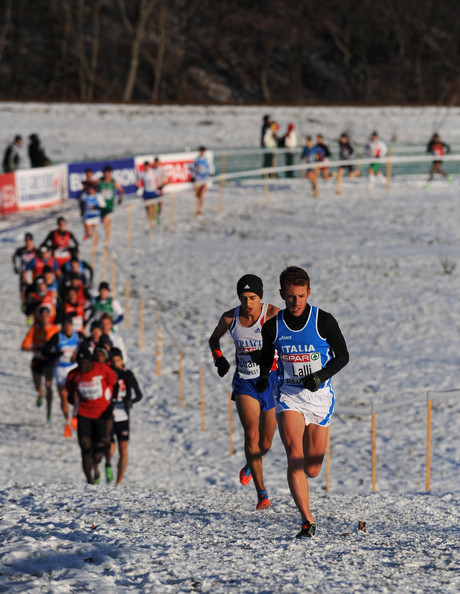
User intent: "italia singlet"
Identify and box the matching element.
[273,305,334,400]
[229,303,271,380]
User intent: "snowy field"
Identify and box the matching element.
[0,104,459,592]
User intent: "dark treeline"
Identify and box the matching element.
[1,0,459,104]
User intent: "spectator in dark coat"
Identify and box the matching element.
[28,134,50,168]
[3,135,23,173]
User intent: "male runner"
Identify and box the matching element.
[66,345,118,484]
[21,306,60,420]
[105,347,143,484]
[209,274,279,510]
[43,316,83,437]
[256,266,349,538]
[99,165,124,244]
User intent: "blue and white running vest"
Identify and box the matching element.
[56,331,80,368]
[273,306,333,398]
[229,303,269,380]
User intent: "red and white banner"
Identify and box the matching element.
[0,173,18,214]
[135,151,214,193]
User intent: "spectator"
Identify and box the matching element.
[263,122,279,172]
[3,135,23,173]
[260,114,272,148]
[283,123,298,178]
[28,134,50,168]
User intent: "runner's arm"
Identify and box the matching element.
[208,310,234,376]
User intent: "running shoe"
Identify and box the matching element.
[47,415,52,424]
[256,489,271,510]
[36,391,44,407]
[105,465,114,483]
[296,520,316,538]
[71,417,78,431]
[64,423,72,438]
[94,473,101,485]
[239,464,252,485]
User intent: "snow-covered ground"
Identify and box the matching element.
[0,104,459,592]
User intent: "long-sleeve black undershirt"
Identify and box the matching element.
[259,303,349,384]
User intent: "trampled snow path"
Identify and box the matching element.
[1,485,459,593]
[1,104,460,592]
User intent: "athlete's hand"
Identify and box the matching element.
[123,397,133,409]
[303,372,321,392]
[249,349,262,365]
[255,375,269,393]
[215,356,230,377]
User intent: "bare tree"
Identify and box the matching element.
[0,0,13,66]
[118,0,156,102]
[151,0,166,103]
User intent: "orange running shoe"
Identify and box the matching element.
[256,489,271,510]
[64,423,72,438]
[239,464,252,486]
[71,417,78,431]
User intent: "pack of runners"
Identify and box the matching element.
[16,216,142,486]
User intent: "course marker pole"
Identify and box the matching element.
[127,205,133,250]
[125,279,130,328]
[372,409,377,493]
[426,393,432,493]
[229,390,234,456]
[91,231,98,272]
[156,313,162,376]
[178,348,183,406]
[264,171,269,206]
[139,298,144,349]
[168,193,175,232]
[201,361,205,431]
[386,149,392,193]
[219,153,226,212]
[111,259,116,297]
[101,246,108,281]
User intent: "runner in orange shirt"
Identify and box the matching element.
[21,306,60,420]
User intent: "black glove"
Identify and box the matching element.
[255,375,269,393]
[117,197,123,205]
[214,356,230,377]
[303,372,322,392]
[249,349,262,365]
[123,397,133,410]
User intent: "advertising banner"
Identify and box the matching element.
[16,164,68,211]
[135,151,214,193]
[0,172,18,215]
[67,158,137,199]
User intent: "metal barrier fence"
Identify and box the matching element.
[212,145,460,179]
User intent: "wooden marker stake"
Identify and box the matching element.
[91,231,98,272]
[178,349,183,406]
[371,410,377,493]
[228,391,234,456]
[139,298,144,349]
[125,279,130,328]
[426,396,432,493]
[127,204,133,250]
[168,193,175,232]
[156,314,162,376]
[200,362,205,431]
